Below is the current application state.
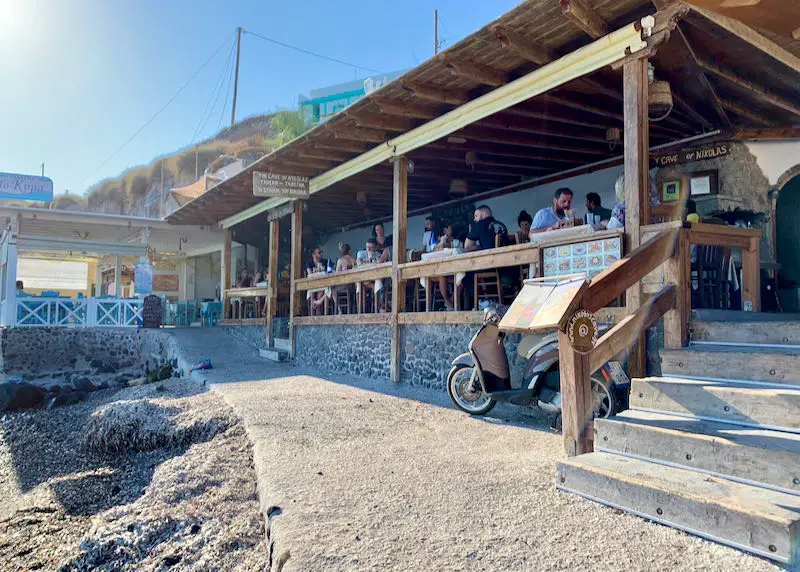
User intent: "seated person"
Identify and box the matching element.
[305,247,327,313]
[336,242,356,271]
[514,210,532,243]
[434,222,462,251]
[531,187,578,233]
[371,223,392,263]
[464,205,507,252]
[358,239,387,311]
[584,192,612,226]
[235,267,253,288]
[422,216,438,252]
[15,280,24,294]
[608,171,662,230]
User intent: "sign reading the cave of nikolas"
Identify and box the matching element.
[253,172,310,198]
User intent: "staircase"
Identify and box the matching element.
[557,312,800,566]
[259,337,290,362]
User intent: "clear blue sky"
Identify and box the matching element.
[0,0,520,196]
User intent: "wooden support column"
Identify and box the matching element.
[742,235,761,312]
[265,219,280,348]
[390,157,408,382]
[289,201,304,358]
[221,229,232,318]
[113,256,122,297]
[558,330,594,456]
[623,57,650,377]
[663,228,690,349]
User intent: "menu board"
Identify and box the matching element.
[499,275,588,334]
[542,236,621,279]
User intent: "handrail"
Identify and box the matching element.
[583,228,679,313]
[226,286,271,297]
[294,262,392,291]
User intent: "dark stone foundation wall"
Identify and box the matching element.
[295,323,526,390]
[295,324,392,381]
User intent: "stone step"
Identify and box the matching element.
[661,344,800,388]
[273,338,291,352]
[630,377,800,433]
[259,348,288,362]
[557,452,800,565]
[595,410,800,495]
[691,316,800,346]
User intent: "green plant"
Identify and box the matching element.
[264,110,310,151]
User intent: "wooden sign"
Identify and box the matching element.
[253,172,310,198]
[499,275,588,334]
[567,310,598,353]
[651,142,730,168]
[267,200,297,222]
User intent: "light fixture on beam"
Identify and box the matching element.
[465,152,477,170]
[448,179,468,197]
[447,136,467,144]
[606,127,620,151]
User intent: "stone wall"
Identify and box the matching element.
[0,327,181,382]
[295,325,391,381]
[223,325,267,351]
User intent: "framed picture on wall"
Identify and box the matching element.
[661,179,681,202]
[690,170,719,196]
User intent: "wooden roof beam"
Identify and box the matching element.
[733,127,800,140]
[696,59,800,119]
[426,141,587,164]
[402,81,470,106]
[480,113,607,143]
[720,99,779,127]
[560,0,608,39]
[297,148,354,162]
[332,126,389,143]
[353,114,418,132]
[440,56,508,87]
[676,24,731,127]
[457,126,609,155]
[669,90,714,129]
[314,139,368,154]
[490,25,553,65]
[371,98,442,120]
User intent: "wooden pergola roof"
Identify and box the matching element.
[167,0,800,233]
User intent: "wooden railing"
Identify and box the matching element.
[558,228,681,457]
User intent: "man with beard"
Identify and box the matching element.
[531,187,579,234]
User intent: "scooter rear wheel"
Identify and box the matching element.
[447,364,497,416]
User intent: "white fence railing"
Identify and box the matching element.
[13,297,143,327]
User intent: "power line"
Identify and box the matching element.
[242,29,381,74]
[215,44,237,133]
[78,30,237,190]
[190,36,237,145]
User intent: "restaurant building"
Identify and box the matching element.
[167,0,800,563]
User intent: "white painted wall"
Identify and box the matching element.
[193,252,219,301]
[745,141,800,185]
[319,165,624,255]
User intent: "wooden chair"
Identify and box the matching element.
[426,279,451,311]
[692,245,731,309]
[333,287,352,314]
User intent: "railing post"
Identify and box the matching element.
[266,219,280,348]
[663,228,689,348]
[390,157,408,382]
[289,200,304,358]
[221,229,232,320]
[558,328,594,456]
[742,235,761,312]
[3,241,18,326]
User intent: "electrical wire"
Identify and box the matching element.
[189,36,237,145]
[77,30,237,190]
[242,29,381,74]
[215,43,237,133]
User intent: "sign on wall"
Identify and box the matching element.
[253,172,310,198]
[0,172,54,202]
[651,143,730,168]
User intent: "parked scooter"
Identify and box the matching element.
[446,307,628,418]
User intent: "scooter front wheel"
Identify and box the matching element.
[447,364,497,416]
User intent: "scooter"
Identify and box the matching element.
[446,307,628,418]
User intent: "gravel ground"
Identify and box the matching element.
[213,370,782,572]
[0,378,270,571]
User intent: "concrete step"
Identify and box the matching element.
[273,338,291,352]
[557,452,800,565]
[631,377,800,433]
[661,345,800,388]
[691,315,800,346]
[595,410,800,495]
[259,348,288,362]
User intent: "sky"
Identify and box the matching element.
[0,0,521,197]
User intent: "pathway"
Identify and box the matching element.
[171,328,779,572]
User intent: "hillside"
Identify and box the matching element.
[49,113,281,217]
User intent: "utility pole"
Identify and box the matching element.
[231,27,242,128]
[159,160,165,218]
[41,162,44,177]
[434,10,439,55]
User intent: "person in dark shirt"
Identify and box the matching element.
[584,192,612,226]
[465,205,506,251]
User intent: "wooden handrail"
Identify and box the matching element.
[588,284,676,373]
[583,228,679,313]
[293,262,392,291]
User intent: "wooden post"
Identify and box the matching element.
[623,57,650,378]
[289,201,304,358]
[663,228,689,348]
[3,240,18,326]
[113,256,122,297]
[742,235,761,312]
[221,229,232,318]
[266,219,280,348]
[390,157,408,382]
[558,330,594,456]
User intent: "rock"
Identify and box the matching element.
[0,382,45,412]
[127,377,148,387]
[73,377,93,393]
[47,391,87,409]
[157,364,173,381]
